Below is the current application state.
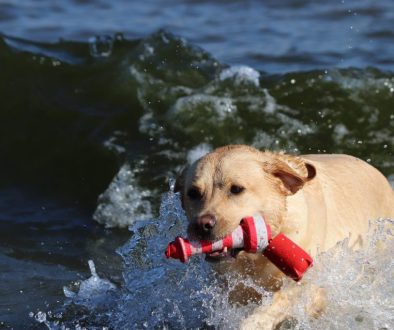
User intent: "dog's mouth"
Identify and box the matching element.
[205,247,242,262]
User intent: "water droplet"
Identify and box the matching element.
[88,259,98,277]
[35,311,47,323]
[114,32,124,41]
[89,35,114,58]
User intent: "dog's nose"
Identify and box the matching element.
[198,214,216,233]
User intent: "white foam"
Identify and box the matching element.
[103,131,127,155]
[291,220,394,329]
[262,89,276,113]
[63,260,116,308]
[175,94,236,117]
[333,123,349,140]
[187,143,212,164]
[324,70,394,102]
[203,219,394,329]
[251,131,279,150]
[93,164,152,228]
[219,65,260,87]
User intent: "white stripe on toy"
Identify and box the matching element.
[254,213,269,252]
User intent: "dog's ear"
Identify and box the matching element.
[174,167,188,208]
[262,154,316,195]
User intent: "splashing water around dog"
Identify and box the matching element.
[32,189,394,329]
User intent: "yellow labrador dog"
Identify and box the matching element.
[175,145,394,329]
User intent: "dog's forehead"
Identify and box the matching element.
[189,149,264,185]
[188,157,215,184]
[219,151,261,170]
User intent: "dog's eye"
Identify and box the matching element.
[230,185,245,195]
[187,187,203,200]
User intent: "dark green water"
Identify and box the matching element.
[1,32,392,204]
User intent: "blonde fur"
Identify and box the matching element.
[175,145,394,329]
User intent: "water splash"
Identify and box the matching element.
[93,164,152,228]
[113,189,220,329]
[88,35,114,58]
[32,260,117,329]
[63,260,117,308]
[289,219,394,329]
[187,143,212,165]
[219,65,261,87]
[36,189,394,329]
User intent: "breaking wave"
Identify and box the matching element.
[1,29,393,329]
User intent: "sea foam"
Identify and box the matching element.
[93,164,152,228]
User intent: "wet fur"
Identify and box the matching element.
[175,145,394,329]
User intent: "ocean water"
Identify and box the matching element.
[0,0,393,329]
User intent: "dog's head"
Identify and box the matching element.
[175,145,316,242]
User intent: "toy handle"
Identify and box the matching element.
[263,234,313,281]
[165,214,270,262]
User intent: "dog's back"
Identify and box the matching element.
[288,154,394,253]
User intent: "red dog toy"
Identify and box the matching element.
[165,214,313,281]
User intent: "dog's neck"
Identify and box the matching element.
[283,181,327,257]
